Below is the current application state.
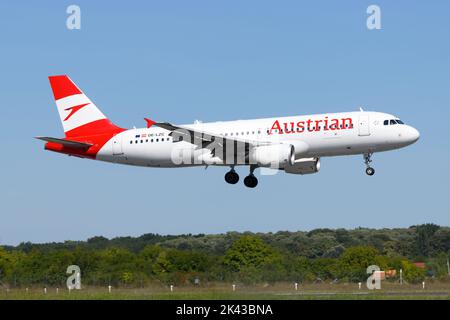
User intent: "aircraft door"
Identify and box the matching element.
[358,115,370,136]
[112,134,123,155]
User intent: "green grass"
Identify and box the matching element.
[1,282,449,300]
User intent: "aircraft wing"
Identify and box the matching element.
[154,122,270,149]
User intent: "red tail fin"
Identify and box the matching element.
[42,75,125,159]
[48,75,123,138]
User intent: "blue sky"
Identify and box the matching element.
[0,1,449,245]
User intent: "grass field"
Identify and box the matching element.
[1,282,449,300]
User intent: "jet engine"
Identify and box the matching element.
[284,157,320,175]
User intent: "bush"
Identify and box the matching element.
[401,260,425,283]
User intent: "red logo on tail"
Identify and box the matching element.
[64,103,90,121]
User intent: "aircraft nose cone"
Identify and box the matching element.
[405,126,420,144]
[410,127,420,142]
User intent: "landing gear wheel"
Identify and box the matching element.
[244,175,258,188]
[225,170,239,184]
[363,153,375,176]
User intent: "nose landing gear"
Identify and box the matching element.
[364,153,375,176]
[365,167,375,176]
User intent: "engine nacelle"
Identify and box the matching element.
[250,144,295,168]
[284,157,320,175]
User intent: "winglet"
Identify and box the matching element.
[144,118,156,128]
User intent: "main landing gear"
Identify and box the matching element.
[244,165,258,188]
[224,167,239,184]
[224,165,258,188]
[364,153,375,176]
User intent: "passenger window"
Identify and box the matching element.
[151,139,153,142]
[130,141,132,144]
[156,139,159,142]
[135,140,138,144]
[383,120,389,125]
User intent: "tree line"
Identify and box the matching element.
[0,224,449,287]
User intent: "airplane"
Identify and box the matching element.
[36,75,420,188]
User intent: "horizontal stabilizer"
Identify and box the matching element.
[35,136,93,149]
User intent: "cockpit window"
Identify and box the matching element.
[384,119,405,125]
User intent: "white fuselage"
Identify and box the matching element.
[96,111,419,168]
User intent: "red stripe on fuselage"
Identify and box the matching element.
[45,119,125,159]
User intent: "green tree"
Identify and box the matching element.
[338,246,387,282]
[430,229,450,256]
[153,250,172,274]
[121,271,134,284]
[96,247,137,285]
[414,224,440,258]
[223,235,280,272]
[166,250,211,273]
[426,253,449,279]
[0,247,14,282]
[401,260,425,283]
